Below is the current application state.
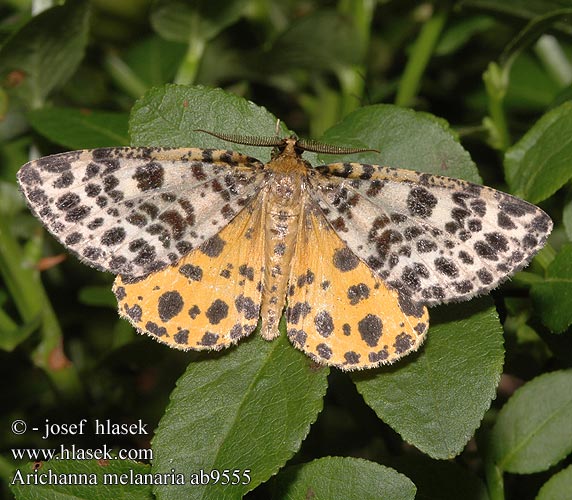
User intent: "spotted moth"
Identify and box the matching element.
[17,134,552,370]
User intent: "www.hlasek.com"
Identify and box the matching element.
[12,444,153,462]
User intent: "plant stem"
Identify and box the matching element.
[0,216,82,400]
[396,4,448,107]
[0,217,43,322]
[175,36,205,85]
[483,62,510,151]
[534,34,572,87]
[104,51,148,100]
[337,0,376,117]
[31,0,54,15]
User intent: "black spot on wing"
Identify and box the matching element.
[333,247,359,272]
[158,291,184,322]
[358,314,383,347]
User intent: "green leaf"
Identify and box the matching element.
[552,83,572,108]
[390,456,491,500]
[265,10,362,72]
[491,369,572,473]
[150,0,248,43]
[504,100,572,203]
[27,107,129,149]
[0,181,25,216]
[0,0,90,108]
[536,465,572,500]
[9,459,153,499]
[271,457,416,500]
[78,285,117,308]
[320,104,482,183]
[125,36,187,87]
[505,53,562,111]
[435,15,495,56]
[353,298,504,459]
[563,192,572,241]
[130,84,289,161]
[151,334,328,499]
[530,244,572,333]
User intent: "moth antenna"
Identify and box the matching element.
[297,139,380,155]
[195,129,285,148]
[196,129,379,155]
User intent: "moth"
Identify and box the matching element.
[17,132,552,370]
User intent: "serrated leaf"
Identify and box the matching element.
[0,0,89,108]
[271,457,416,500]
[320,104,482,183]
[536,465,572,500]
[390,456,491,500]
[9,459,152,499]
[530,244,572,333]
[491,369,572,473]
[353,298,504,459]
[130,84,290,162]
[27,107,129,149]
[150,0,248,43]
[505,101,572,203]
[151,334,329,500]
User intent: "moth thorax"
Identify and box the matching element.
[268,173,304,210]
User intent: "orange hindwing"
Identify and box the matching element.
[113,200,264,350]
[286,210,429,370]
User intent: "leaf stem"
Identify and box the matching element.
[485,458,505,500]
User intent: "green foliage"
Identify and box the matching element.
[490,370,572,473]
[10,459,153,499]
[355,299,504,459]
[1,1,570,500]
[320,104,481,182]
[389,456,491,500]
[27,107,129,148]
[152,334,328,499]
[130,85,289,161]
[0,0,89,109]
[271,457,416,500]
[536,465,572,500]
[531,244,572,333]
[505,101,572,203]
